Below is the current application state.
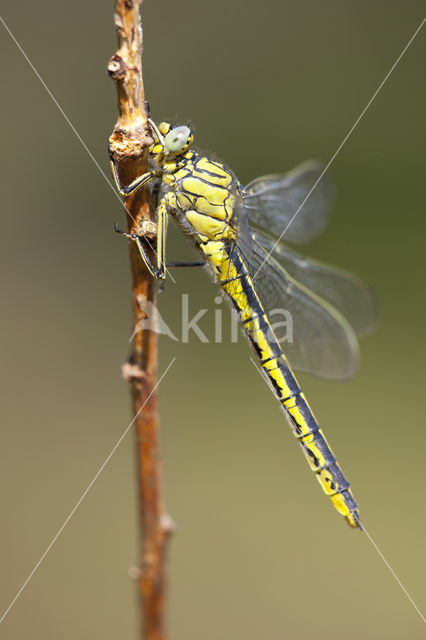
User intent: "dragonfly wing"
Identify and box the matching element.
[241,241,360,380]
[232,193,254,261]
[243,161,333,244]
[252,230,377,336]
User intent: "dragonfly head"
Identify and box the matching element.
[149,120,194,159]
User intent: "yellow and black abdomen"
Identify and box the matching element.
[216,245,361,529]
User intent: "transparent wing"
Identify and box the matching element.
[232,192,254,261]
[240,240,360,380]
[243,161,332,244]
[252,230,377,336]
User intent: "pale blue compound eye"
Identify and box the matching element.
[164,126,191,152]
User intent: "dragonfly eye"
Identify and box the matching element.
[164,125,192,153]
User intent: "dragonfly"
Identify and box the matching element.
[110,120,376,529]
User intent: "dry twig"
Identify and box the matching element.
[108,2,173,639]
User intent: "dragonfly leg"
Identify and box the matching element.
[114,222,135,238]
[166,260,206,268]
[153,197,167,279]
[113,197,168,280]
[108,145,158,196]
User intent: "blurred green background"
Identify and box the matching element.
[1,1,425,638]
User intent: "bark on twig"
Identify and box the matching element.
[108,2,173,639]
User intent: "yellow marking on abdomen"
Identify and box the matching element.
[216,249,361,528]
